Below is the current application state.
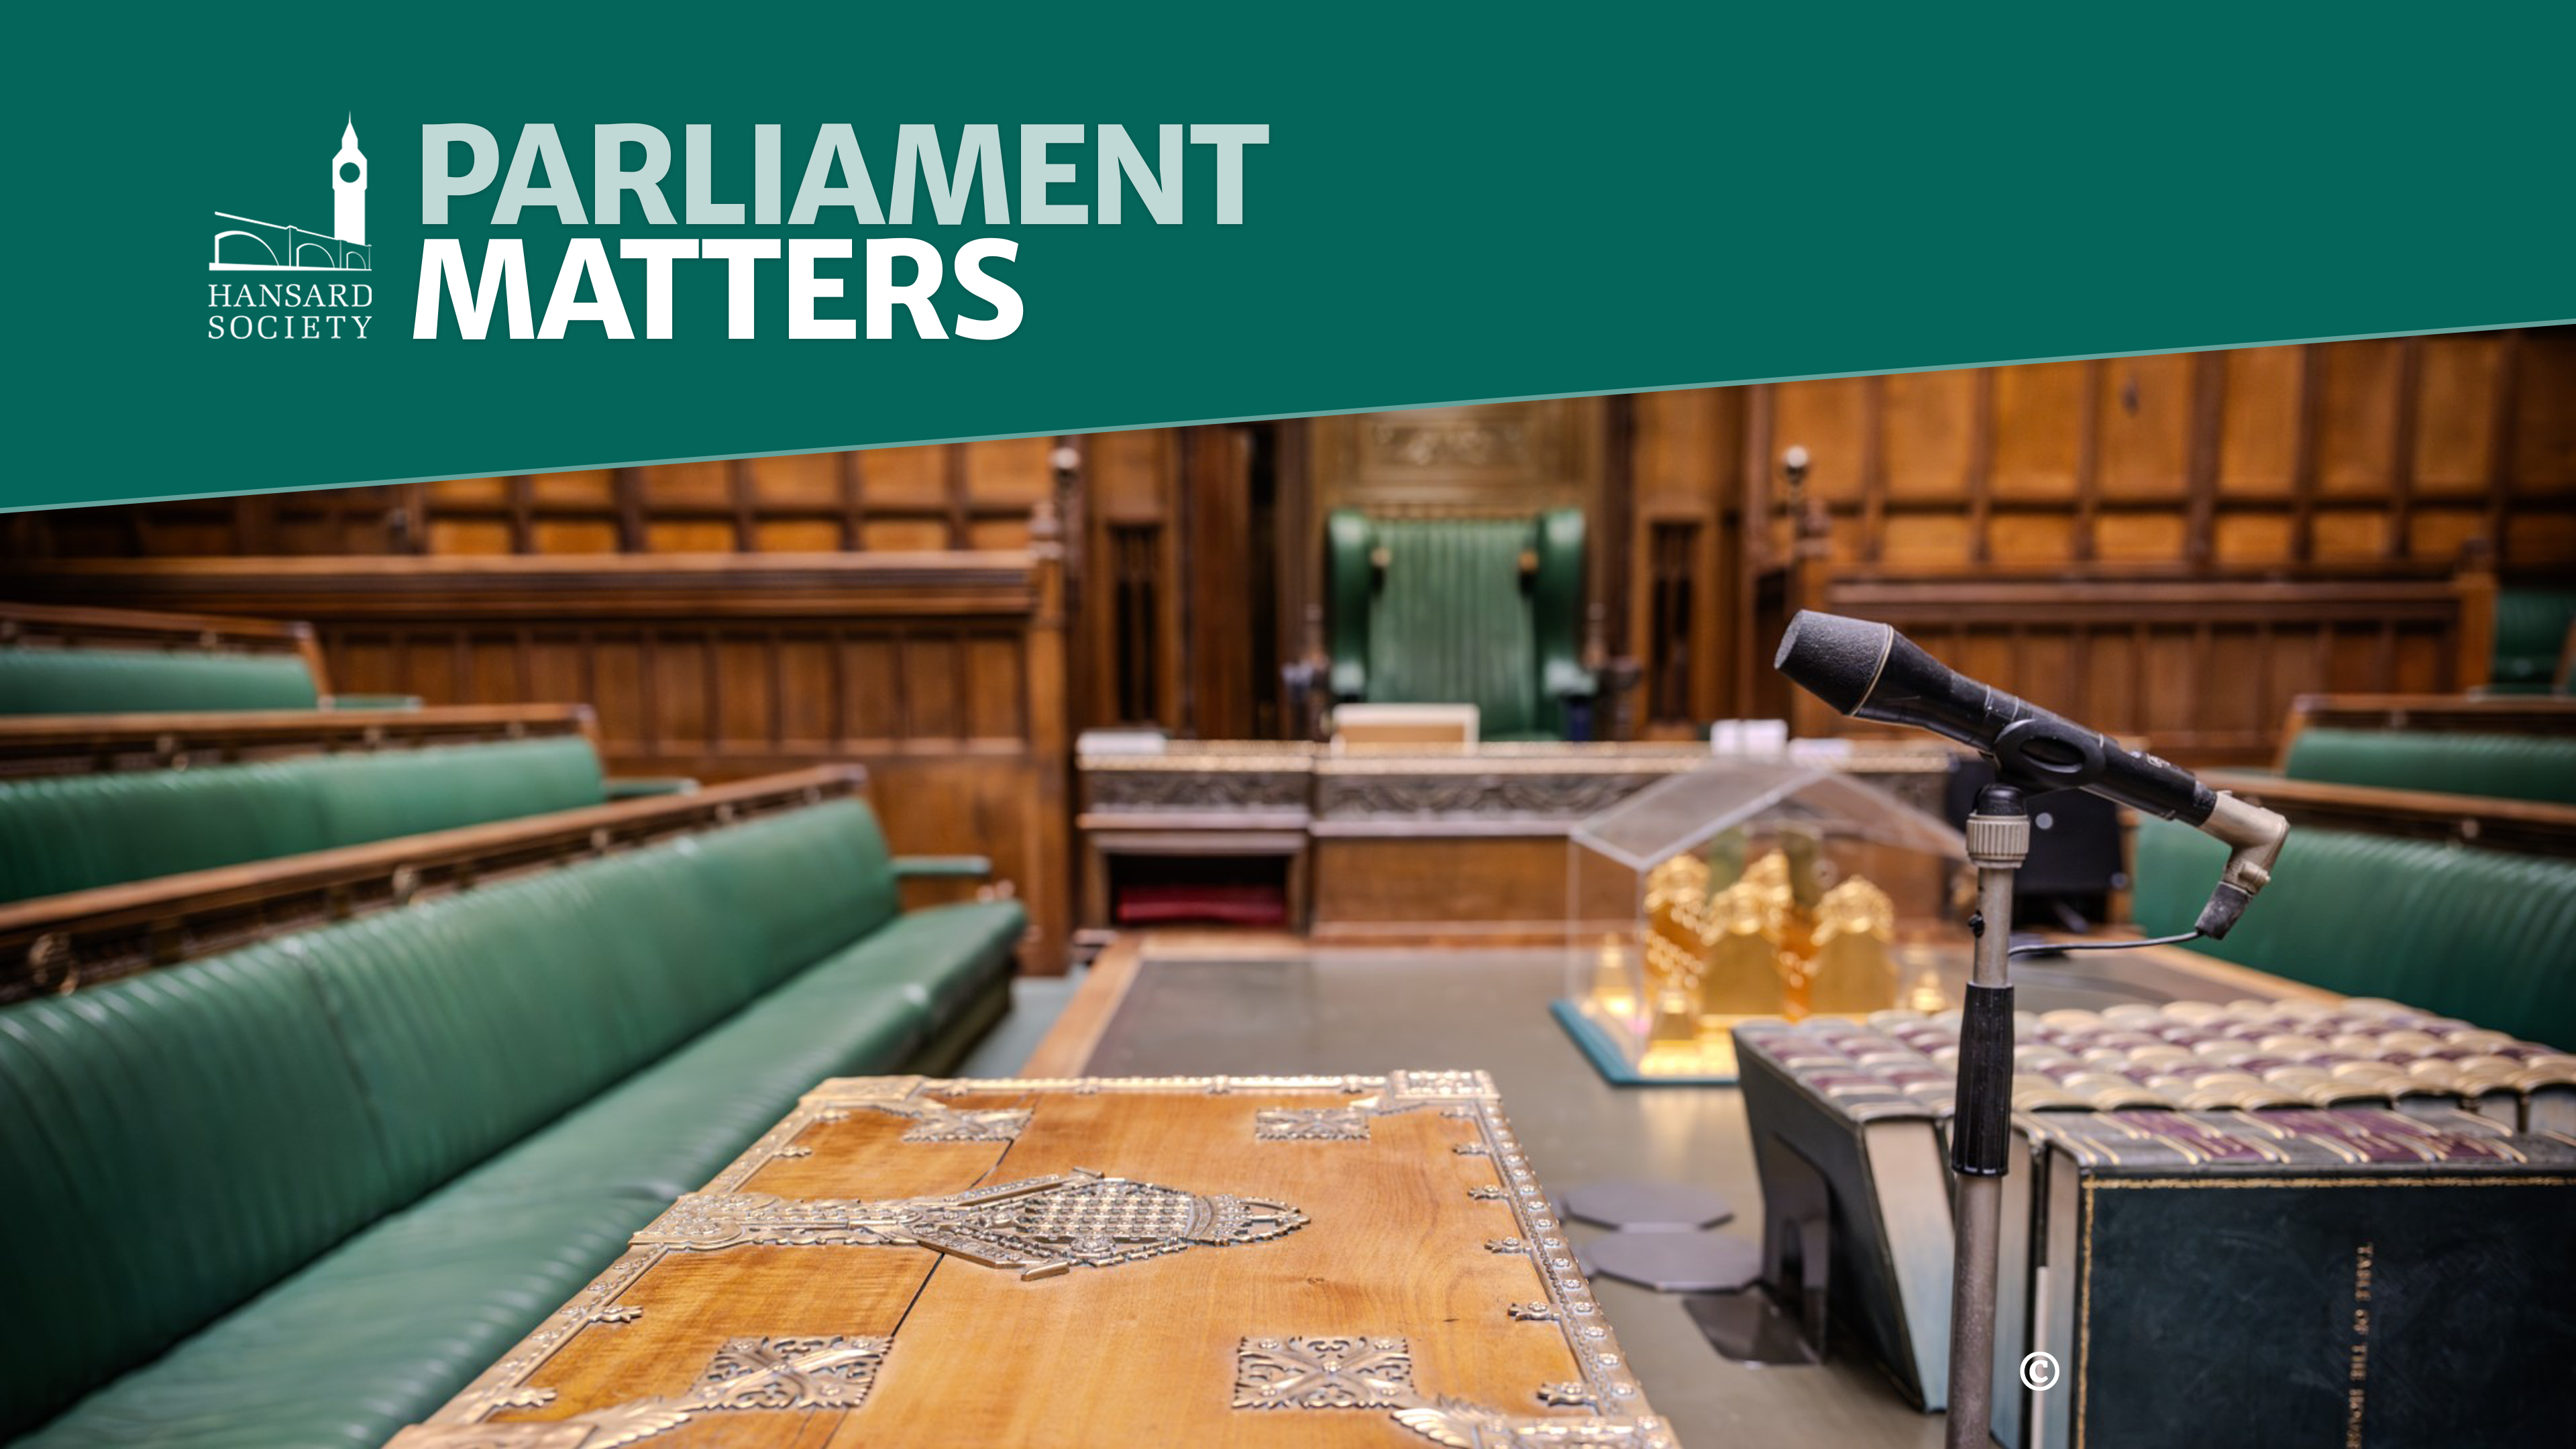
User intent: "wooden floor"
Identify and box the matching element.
[1017,933,2325,1449]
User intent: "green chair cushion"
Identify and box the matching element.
[0,648,321,715]
[2281,727,2576,806]
[0,736,609,902]
[2135,816,2576,1051]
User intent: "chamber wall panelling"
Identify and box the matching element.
[5,325,2571,947]
[3,522,1075,973]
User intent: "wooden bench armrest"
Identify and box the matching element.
[2202,769,2576,856]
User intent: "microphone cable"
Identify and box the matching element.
[2008,930,2201,959]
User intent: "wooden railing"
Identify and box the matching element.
[0,765,865,1003]
[2202,769,2576,857]
[3,599,331,690]
[0,703,598,778]
[2280,692,2576,753]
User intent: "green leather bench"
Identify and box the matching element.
[0,794,1021,1449]
[0,736,612,902]
[1322,508,1597,740]
[2280,726,2576,806]
[2134,815,2576,1051]
[0,649,323,715]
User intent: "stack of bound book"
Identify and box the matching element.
[1734,1003,2576,1448]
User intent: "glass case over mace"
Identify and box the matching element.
[1564,760,1968,1081]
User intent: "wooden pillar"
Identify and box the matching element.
[1022,499,1074,973]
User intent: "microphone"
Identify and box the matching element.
[1775,610,2287,938]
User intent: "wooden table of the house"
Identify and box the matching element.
[386,1058,1680,1448]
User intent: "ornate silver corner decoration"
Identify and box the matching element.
[586,1305,643,1326]
[1233,1336,1416,1409]
[1537,1382,1601,1410]
[1485,1238,1529,1254]
[1453,1142,1491,1156]
[1388,1069,1499,1103]
[806,1079,1030,1144]
[1468,1185,1510,1201]
[897,1103,1031,1143]
[451,1386,556,1417]
[775,1144,814,1158]
[804,1076,928,1108]
[633,1168,1305,1280]
[1505,1301,1558,1323]
[1256,1106,1373,1142]
[1391,1398,1677,1449]
[390,1338,894,1448]
[690,1336,890,1411]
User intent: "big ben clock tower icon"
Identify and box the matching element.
[332,115,367,246]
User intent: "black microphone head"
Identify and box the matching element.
[1774,610,1894,716]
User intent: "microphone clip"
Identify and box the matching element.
[1988,716,2107,797]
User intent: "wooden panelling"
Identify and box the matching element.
[1309,835,1568,938]
[1733,327,2576,578]
[1776,570,2493,765]
[7,443,1057,561]
[1627,390,1734,730]
[4,550,1073,971]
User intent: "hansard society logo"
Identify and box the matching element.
[207,115,376,340]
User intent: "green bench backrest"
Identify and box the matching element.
[2134,816,2576,1051]
[0,647,321,714]
[0,796,898,1438]
[2282,726,2576,805]
[0,735,608,902]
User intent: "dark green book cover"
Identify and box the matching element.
[2007,1112,2576,1449]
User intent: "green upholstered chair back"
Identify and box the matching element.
[0,735,608,902]
[0,647,321,714]
[1324,507,1590,740]
[2491,587,2576,693]
[2134,816,2576,1052]
[0,797,902,1439]
[2282,727,2576,806]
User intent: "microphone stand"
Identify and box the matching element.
[1945,782,2030,1449]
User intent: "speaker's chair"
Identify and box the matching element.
[1317,507,1598,741]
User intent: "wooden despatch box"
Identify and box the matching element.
[386,1071,1674,1449]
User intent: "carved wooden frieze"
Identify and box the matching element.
[1079,755,1314,814]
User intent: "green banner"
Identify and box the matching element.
[11,3,2573,510]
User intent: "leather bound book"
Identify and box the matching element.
[1734,1022,1955,1409]
[1994,1109,2576,1449]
